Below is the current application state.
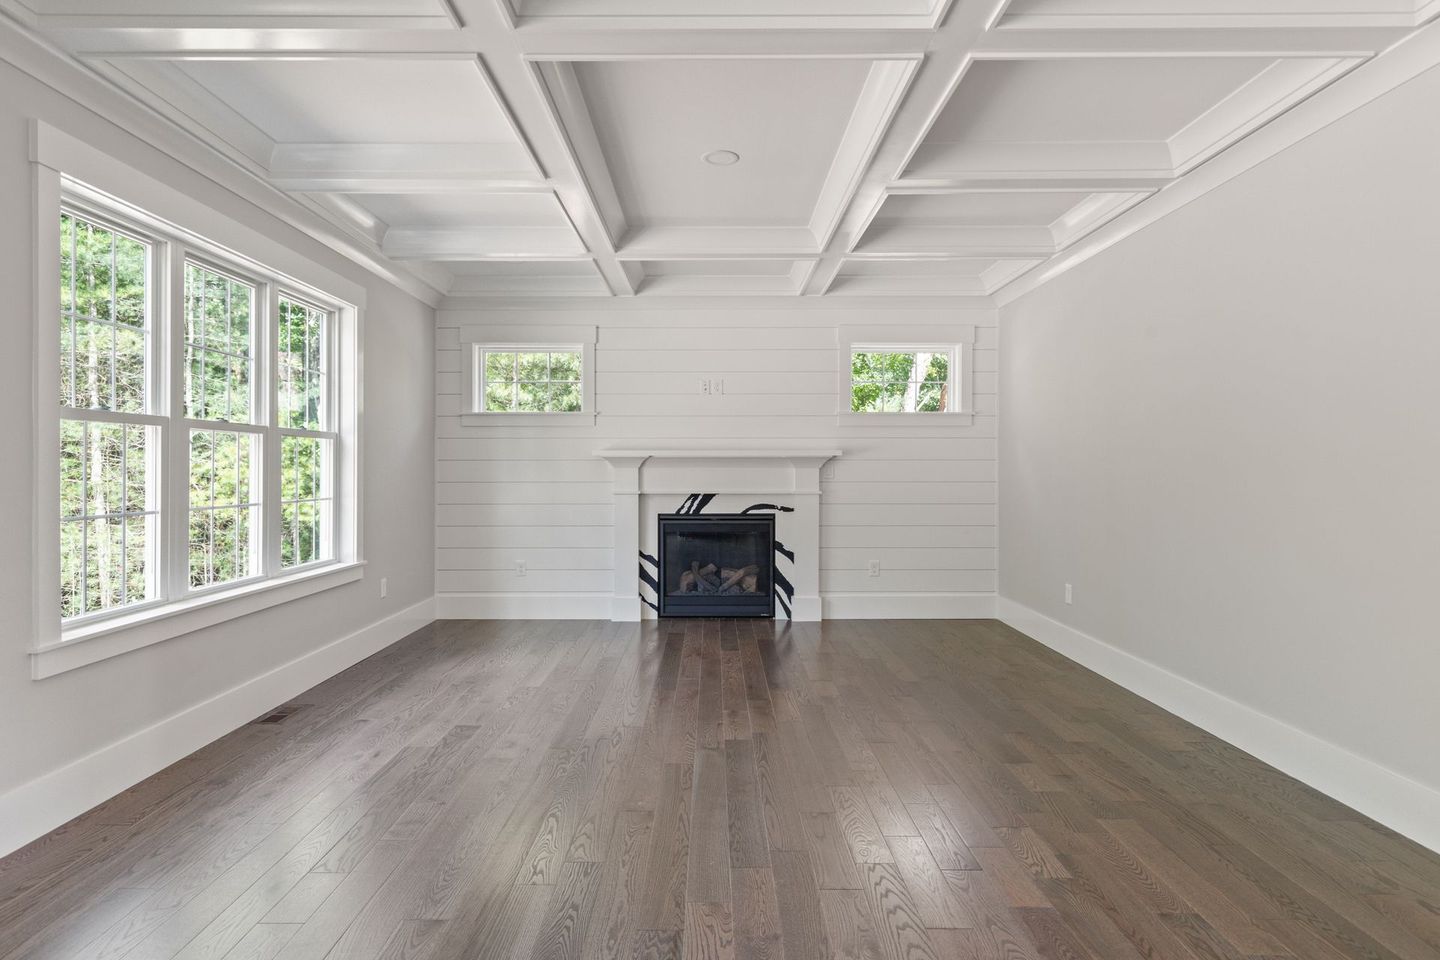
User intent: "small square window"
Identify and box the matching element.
[477,348,584,413]
[850,348,956,413]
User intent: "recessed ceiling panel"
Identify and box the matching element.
[178,60,513,144]
[446,260,598,278]
[928,58,1273,144]
[1001,0,1413,18]
[840,258,996,278]
[33,0,444,13]
[443,259,607,296]
[642,260,797,277]
[355,193,573,231]
[571,59,873,228]
[512,0,943,24]
[875,192,1094,227]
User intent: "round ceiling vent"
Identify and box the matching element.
[702,149,741,167]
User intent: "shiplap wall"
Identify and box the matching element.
[435,301,997,618]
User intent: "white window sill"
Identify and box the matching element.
[461,411,596,427]
[31,561,366,679]
[837,411,975,428]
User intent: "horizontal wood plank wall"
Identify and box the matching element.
[434,303,997,618]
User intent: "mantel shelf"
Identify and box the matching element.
[594,448,842,462]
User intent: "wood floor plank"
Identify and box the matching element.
[2,619,1435,960]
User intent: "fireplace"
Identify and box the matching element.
[657,513,776,618]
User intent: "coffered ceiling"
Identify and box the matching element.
[4,0,1436,299]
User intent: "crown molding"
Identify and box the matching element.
[994,14,1440,306]
[0,11,447,308]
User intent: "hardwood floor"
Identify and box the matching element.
[3,618,1438,960]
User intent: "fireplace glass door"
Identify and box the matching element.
[657,514,775,618]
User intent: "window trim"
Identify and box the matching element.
[835,324,976,427]
[32,121,365,677]
[459,324,597,426]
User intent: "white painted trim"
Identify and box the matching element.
[996,597,1440,856]
[458,323,598,422]
[34,563,367,679]
[0,595,437,859]
[0,16,443,307]
[435,592,612,619]
[994,15,1440,306]
[435,592,990,620]
[822,592,997,619]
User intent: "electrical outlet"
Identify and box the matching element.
[700,378,725,395]
[1064,583,1073,605]
[821,463,836,480]
[700,378,711,395]
[516,560,527,578]
[379,577,387,599]
[868,560,881,577]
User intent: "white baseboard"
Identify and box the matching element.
[823,593,997,619]
[435,592,613,619]
[438,592,997,621]
[996,597,1440,856]
[0,596,436,860]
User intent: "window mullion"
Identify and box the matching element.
[263,284,282,578]
[163,240,189,603]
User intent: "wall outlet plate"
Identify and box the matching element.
[380,576,387,599]
[516,560,528,578]
[868,560,881,577]
[1064,583,1073,605]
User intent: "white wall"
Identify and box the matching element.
[435,302,997,619]
[999,62,1440,844]
[0,45,435,851]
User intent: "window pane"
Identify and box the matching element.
[851,381,883,413]
[60,213,150,413]
[922,352,949,384]
[517,381,547,412]
[550,382,582,413]
[484,380,516,412]
[549,351,580,381]
[281,435,331,568]
[851,352,884,383]
[484,351,515,382]
[279,297,328,430]
[917,382,947,412]
[59,418,158,619]
[189,429,260,588]
[185,263,254,423]
[517,352,548,381]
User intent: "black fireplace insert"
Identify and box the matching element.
[656,513,775,618]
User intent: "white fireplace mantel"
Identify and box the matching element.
[595,447,841,622]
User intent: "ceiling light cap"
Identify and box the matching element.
[702,149,741,166]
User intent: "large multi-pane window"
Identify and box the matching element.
[56,201,343,628]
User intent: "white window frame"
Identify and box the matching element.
[836,324,976,426]
[31,121,364,679]
[459,324,597,426]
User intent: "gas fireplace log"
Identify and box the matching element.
[742,574,758,594]
[719,565,759,591]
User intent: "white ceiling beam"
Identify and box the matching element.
[802,0,1018,295]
